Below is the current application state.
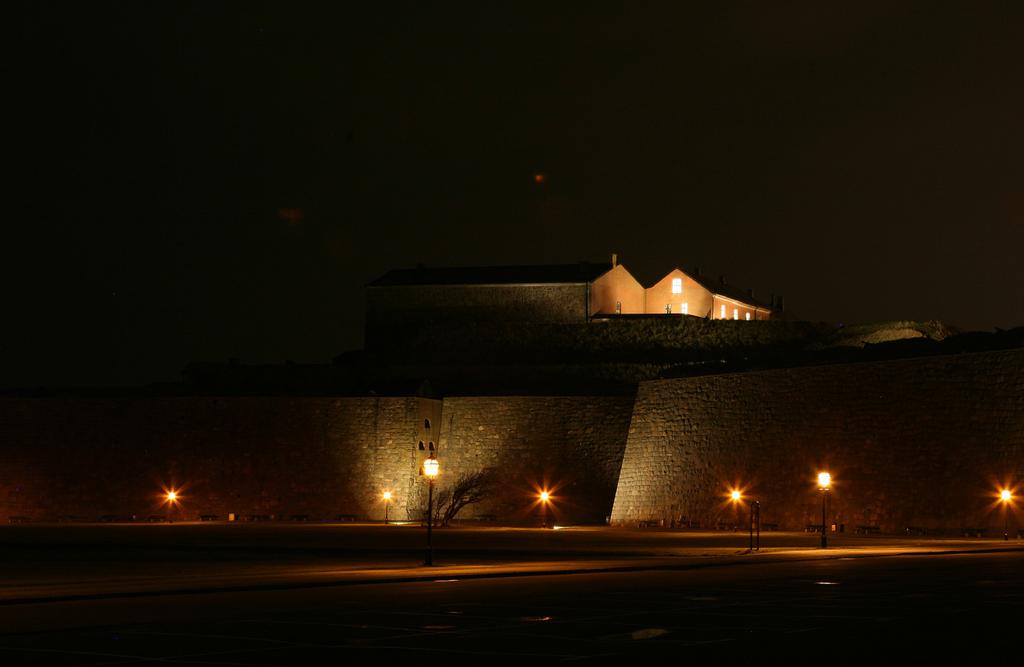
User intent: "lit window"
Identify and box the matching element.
[733,308,738,320]
[681,302,688,315]
[665,303,672,314]
[615,301,621,314]
[671,278,682,294]
[720,304,726,319]
[745,312,751,321]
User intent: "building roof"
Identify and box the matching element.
[368,262,613,287]
[688,271,773,309]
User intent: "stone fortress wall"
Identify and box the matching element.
[611,348,1024,534]
[437,396,635,523]
[365,283,589,350]
[0,394,634,524]
[3,347,1023,532]
[0,397,429,522]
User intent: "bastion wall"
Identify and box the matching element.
[611,348,1024,534]
[0,394,634,524]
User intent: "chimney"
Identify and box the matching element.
[611,253,618,267]
[719,275,726,285]
[696,266,703,277]
[777,295,785,311]
[769,293,775,308]
[747,288,754,298]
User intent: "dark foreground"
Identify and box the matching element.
[3,548,1022,665]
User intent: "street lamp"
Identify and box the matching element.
[539,490,552,528]
[423,457,439,566]
[382,491,392,525]
[818,472,831,549]
[729,489,759,551]
[163,488,181,522]
[1000,489,1013,540]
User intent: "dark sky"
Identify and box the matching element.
[8,3,1024,388]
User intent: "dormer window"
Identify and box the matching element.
[671,278,682,294]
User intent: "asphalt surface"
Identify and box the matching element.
[2,525,1022,664]
[4,552,1022,665]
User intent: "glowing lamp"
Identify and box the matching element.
[383,491,392,501]
[1001,489,1012,503]
[817,472,831,490]
[166,490,178,503]
[730,490,742,502]
[423,457,439,478]
[539,491,551,503]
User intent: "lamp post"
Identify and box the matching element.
[423,457,439,566]
[1000,489,1012,541]
[164,489,180,523]
[382,491,392,525]
[539,490,551,528]
[730,490,759,552]
[818,472,831,549]
[750,500,760,552]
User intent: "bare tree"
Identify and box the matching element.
[432,468,496,527]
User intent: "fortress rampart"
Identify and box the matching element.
[611,348,1024,534]
[4,347,1023,532]
[0,394,633,524]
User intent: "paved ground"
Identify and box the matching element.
[2,524,1022,664]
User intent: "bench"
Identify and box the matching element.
[57,515,86,523]
[199,514,220,522]
[476,514,497,522]
[856,525,881,535]
[904,526,926,536]
[99,515,135,523]
[761,523,779,532]
[806,524,824,533]
[7,516,31,524]
[962,528,986,537]
[289,514,310,522]
[716,522,738,531]
[638,520,660,528]
[247,514,272,522]
[146,515,166,523]
[336,514,358,522]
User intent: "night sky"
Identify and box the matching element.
[9,3,1024,389]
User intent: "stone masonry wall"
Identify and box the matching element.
[365,284,588,350]
[611,349,1024,534]
[0,393,635,525]
[0,397,430,522]
[437,396,635,523]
